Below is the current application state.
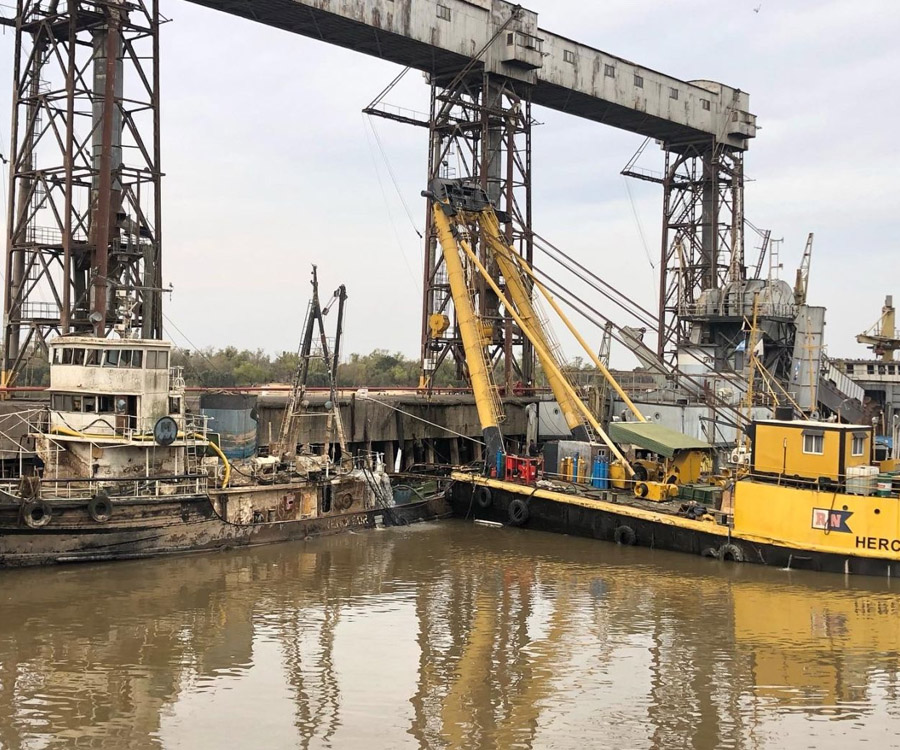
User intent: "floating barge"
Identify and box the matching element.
[449,417,900,578]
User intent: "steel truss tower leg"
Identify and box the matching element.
[657,141,744,363]
[419,72,534,392]
[3,0,162,386]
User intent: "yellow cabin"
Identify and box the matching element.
[748,419,872,484]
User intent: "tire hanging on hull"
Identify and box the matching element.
[507,498,529,526]
[614,525,636,546]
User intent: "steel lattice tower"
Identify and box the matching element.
[3,0,162,386]
[419,71,535,391]
[657,141,745,363]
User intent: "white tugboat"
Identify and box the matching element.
[0,279,449,567]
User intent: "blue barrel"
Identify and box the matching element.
[200,394,258,460]
[598,459,609,490]
[591,456,602,488]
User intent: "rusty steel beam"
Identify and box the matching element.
[3,0,163,385]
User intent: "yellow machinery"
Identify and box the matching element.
[633,480,679,502]
[608,421,713,490]
[425,179,639,476]
[425,178,717,491]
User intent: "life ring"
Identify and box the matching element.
[88,493,113,523]
[613,525,636,545]
[475,486,492,509]
[22,499,51,529]
[718,543,745,563]
[336,493,354,512]
[507,498,529,526]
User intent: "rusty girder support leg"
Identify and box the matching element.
[419,73,534,392]
[3,0,163,387]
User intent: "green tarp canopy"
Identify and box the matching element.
[608,421,711,458]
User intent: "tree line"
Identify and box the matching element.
[10,345,602,389]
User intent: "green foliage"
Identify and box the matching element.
[172,347,435,388]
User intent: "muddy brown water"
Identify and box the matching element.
[1,520,899,749]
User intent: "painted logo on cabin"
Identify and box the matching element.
[811,508,853,534]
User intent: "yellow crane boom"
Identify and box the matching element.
[425,178,636,476]
[431,201,506,466]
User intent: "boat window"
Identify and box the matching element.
[169,396,181,414]
[83,395,96,413]
[803,433,824,455]
[147,350,169,369]
[132,350,144,368]
[98,395,114,413]
[62,349,73,365]
[104,350,120,367]
[71,396,82,411]
[120,350,133,368]
[51,394,73,410]
[52,349,62,365]
[72,348,85,365]
[851,436,866,456]
[85,349,99,366]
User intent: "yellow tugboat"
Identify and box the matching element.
[426,178,900,577]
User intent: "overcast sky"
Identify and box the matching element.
[1,0,898,367]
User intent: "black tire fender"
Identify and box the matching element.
[474,486,492,509]
[22,499,51,529]
[88,492,113,523]
[614,525,636,545]
[700,546,719,559]
[718,543,745,563]
[507,498,529,526]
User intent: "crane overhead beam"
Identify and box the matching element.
[187,0,756,150]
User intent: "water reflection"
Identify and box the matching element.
[0,522,899,749]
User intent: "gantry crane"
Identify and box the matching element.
[423,179,645,477]
[794,233,814,306]
[857,295,899,362]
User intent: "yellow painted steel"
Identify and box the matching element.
[485,229,646,423]
[454,472,725,535]
[457,469,900,562]
[455,237,634,475]
[669,451,707,484]
[733,480,900,559]
[431,205,500,432]
[472,209,591,435]
[752,422,871,481]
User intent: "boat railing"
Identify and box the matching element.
[743,469,898,498]
[57,413,210,443]
[351,451,385,472]
[169,366,186,393]
[183,413,209,441]
[0,473,209,501]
